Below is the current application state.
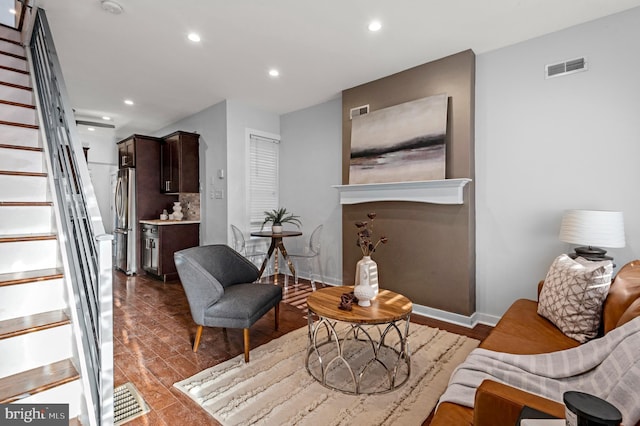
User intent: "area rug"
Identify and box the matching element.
[174,323,479,426]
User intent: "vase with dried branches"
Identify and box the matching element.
[354,212,388,306]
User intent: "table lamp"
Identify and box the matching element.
[559,210,625,262]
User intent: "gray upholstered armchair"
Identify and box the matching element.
[174,244,282,362]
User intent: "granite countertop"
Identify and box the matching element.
[140,219,201,225]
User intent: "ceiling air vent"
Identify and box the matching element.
[545,57,587,79]
[350,104,369,120]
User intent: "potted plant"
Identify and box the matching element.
[261,207,302,233]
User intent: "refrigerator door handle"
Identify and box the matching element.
[115,177,123,220]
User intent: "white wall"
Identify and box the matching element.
[225,100,280,244]
[154,101,227,244]
[78,127,117,233]
[280,98,343,285]
[475,7,640,321]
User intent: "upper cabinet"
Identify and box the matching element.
[117,137,135,168]
[161,131,200,193]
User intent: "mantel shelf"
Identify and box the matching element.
[333,178,472,205]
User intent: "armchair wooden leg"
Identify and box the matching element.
[274,303,280,331]
[243,328,250,363]
[193,325,203,352]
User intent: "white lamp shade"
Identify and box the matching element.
[559,210,625,248]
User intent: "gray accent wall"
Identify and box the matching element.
[341,50,476,316]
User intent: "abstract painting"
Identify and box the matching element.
[349,93,448,184]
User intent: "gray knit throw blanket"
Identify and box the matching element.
[438,316,640,425]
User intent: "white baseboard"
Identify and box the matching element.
[409,304,500,328]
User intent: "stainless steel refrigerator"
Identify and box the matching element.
[114,168,137,274]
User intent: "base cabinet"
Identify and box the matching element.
[141,223,199,281]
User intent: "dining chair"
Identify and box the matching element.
[230,224,270,280]
[286,224,324,290]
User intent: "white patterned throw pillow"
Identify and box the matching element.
[538,254,612,343]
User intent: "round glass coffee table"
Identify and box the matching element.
[305,286,412,395]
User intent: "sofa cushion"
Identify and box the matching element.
[481,299,580,354]
[537,255,612,343]
[603,260,640,333]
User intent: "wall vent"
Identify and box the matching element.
[545,57,587,79]
[350,104,369,119]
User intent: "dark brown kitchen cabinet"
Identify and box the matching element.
[117,137,135,168]
[115,134,178,275]
[141,222,199,281]
[161,131,199,193]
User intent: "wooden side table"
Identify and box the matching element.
[251,230,302,283]
[305,286,413,394]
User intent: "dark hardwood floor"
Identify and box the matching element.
[113,270,492,425]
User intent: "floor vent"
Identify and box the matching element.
[546,57,587,79]
[350,104,369,119]
[114,382,150,425]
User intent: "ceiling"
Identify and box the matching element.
[35,0,640,139]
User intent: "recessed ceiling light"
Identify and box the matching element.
[124,99,134,105]
[268,69,280,77]
[188,33,201,42]
[368,20,382,32]
[88,127,95,131]
[102,116,111,121]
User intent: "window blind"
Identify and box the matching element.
[249,134,279,233]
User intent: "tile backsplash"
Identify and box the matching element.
[178,193,200,221]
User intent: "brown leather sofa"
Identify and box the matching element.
[431,259,640,426]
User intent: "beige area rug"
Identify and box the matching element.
[174,323,479,426]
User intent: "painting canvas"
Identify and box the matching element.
[349,93,448,184]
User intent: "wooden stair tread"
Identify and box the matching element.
[0,64,29,76]
[0,144,42,152]
[0,310,70,340]
[0,358,79,403]
[0,119,37,129]
[0,233,57,243]
[0,268,64,287]
[0,98,35,108]
[0,36,23,47]
[0,50,26,61]
[0,201,51,206]
[0,170,46,177]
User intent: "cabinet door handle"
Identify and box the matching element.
[165,180,170,191]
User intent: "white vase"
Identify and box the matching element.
[354,256,378,307]
[271,224,283,234]
[172,202,183,220]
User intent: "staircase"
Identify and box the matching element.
[0,24,83,421]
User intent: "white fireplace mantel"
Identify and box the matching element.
[333,178,472,205]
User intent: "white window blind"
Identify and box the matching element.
[249,134,280,233]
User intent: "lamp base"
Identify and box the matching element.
[569,246,613,262]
